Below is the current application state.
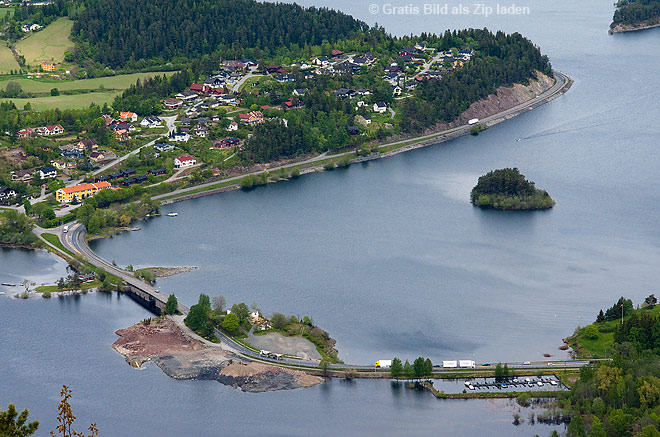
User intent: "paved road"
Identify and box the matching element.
[231,67,264,93]
[54,221,597,372]
[91,115,177,177]
[155,72,570,203]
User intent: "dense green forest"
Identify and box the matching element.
[470,168,555,210]
[72,0,368,68]
[555,297,660,436]
[612,0,660,27]
[0,210,38,246]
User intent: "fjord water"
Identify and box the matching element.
[2,0,660,433]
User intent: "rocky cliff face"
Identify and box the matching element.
[455,71,554,125]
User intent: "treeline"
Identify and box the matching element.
[112,70,194,115]
[402,29,551,132]
[612,0,660,26]
[389,357,433,379]
[0,102,111,146]
[75,193,160,234]
[0,210,38,246]
[72,0,367,68]
[240,120,313,162]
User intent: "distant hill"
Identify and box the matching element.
[72,0,368,68]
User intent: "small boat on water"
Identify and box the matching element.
[464,381,470,387]
[537,381,544,387]
[1,283,16,287]
[167,212,178,217]
[550,380,558,386]
[468,384,474,390]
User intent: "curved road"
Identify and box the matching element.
[56,219,595,373]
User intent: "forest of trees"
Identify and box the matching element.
[612,0,660,27]
[470,168,555,210]
[0,210,38,246]
[401,29,551,132]
[72,0,368,68]
[112,70,194,115]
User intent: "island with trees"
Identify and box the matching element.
[470,168,555,210]
[610,0,660,33]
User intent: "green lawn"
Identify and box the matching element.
[41,232,74,256]
[0,7,13,19]
[0,71,176,94]
[36,280,100,294]
[0,45,19,74]
[1,90,121,110]
[16,18,74,65]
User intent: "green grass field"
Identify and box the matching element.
[0,7,14,19]
[0,90,121,110]
[0,71,176,94]
[0,45,19,74]
[16,17,73,65]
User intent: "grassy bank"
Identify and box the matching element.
[16,18,73,65]
[567,303,660,358]
[41,232,74,257]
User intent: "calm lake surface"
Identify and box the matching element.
[3,0,660,433]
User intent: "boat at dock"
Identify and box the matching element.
[1,283,16,287]
[167,212,178,217]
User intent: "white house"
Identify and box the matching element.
[171,132,190,142]
[226,121,238,131]
[0,186,17,200]
[392,85,402,96]
[38,167,57,179]
[140,116,162,128]
[174,155,197,169]
[373,102,387,113]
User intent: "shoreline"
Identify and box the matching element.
[609,19,660,33]
[157,71,573,206]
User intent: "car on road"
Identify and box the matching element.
[523,361,531,365]
[482,363,491,366]
[547,362,554,366]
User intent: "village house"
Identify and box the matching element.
[373,102,387,113]
[36,125,64,136]
[18,128,34,138]
[0,186,17,201]
[77,138,98,152]
[171,132,190,142]
[194,125,208,137]
[38,167,57,179]
[226,121,238,131]
[119,111,138,122]
[21,23,42,32]
[89,151,105,163]
[140,116,162,128]
[174,155,197,169]
[163,98,183,109]
[41,62,55,71]
[11,169,33,183]
[313,56,330,66]
[51,160,66,170]
[154,142,175,153]
[238,111,264,125]
[56,181,111,204]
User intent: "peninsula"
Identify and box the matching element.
[470,168,555,210]
[609,0,660,33]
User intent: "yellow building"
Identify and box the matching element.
[56,181,111,203]
[41,62,55,71]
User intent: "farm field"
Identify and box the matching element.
[15,18,74,65]
[0,71,176,93]
[0,91,121,111]
[0,45,19,74]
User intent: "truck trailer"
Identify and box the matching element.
[458,360,476,368]
[468,118,479,125]
[442,360,458,368]
[375,360,392,368]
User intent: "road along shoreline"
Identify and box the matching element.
[157,71,572,205]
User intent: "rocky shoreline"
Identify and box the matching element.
[142,266,198,278]
[609,18,660,33]
[112,317,322,392]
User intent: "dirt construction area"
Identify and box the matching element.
[247,330,322,360]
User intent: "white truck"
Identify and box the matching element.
[62,225,69,233]
[468,118,479,125]
[442,360,458,368]
[458,360,476,368]
[375,360,392,368]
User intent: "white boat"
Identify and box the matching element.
[468,384,474,390]
[167,212,178,217]
[464,381,470,386]
[537,381,544,386]
[550,380,558,386]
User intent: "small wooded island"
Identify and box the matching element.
[610,0,660,33]
[470,168,555,210]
